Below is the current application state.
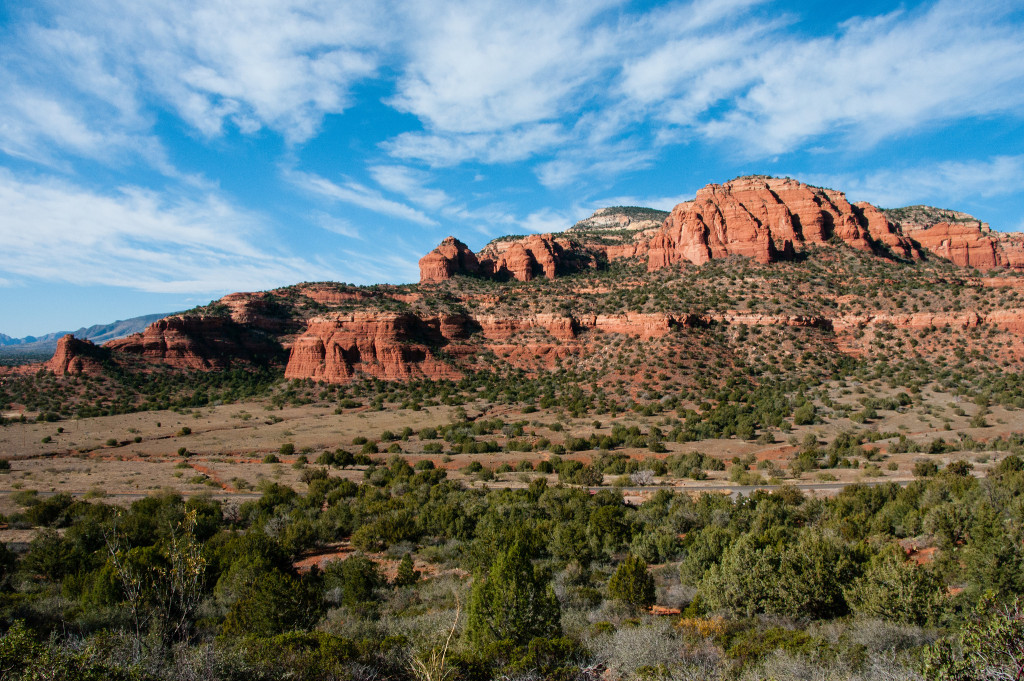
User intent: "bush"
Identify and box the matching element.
[793,403,816,425]
[607,553,656,609]
[466,542,561,647]
[845,544,943,625]
[394,553,420,586]
[323,553,384,606]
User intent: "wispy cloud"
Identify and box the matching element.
[383,125,568,167]
[285,169,438,226]
[803,155,1024,212]
[338,241,423,284]
[368,165,451,211]
[389,0,620,134]
[4,0,386,150]
[0,170,333,292]
[310,211,361,239]
[695,2,1024,153]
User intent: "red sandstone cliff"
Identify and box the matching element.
[106,315,286,370]
[45,335,108,375]
[418,176,1024,285]
[418,177,936,284]
[901,222,1024,270]
[284,312,469,382]
[34,175,1024,385]
[645,177,921,269]
[419,237,480,283]
[420,234,598,283]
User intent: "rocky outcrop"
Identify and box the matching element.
[45,335,108,375]
[901,222,1024,270]
[419,237,480,283]
[284,312,468,382]
[646,177,921,269]
[106,316,286,370]
[832,309,1024,334]
[218,293,302,334]
[420,234,599,283]
[569,207,667,233]
[418,176,944,284]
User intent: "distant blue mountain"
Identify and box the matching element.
[0,312,171,360]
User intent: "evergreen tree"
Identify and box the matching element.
[608,553,656,609]
[845,543,943,625]
[394,553,420,586]
[465,541,560,647]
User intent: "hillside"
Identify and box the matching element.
[12,176,1019,392]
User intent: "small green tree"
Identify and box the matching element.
[394,553,420,587]
[222,569,321,637]
[845,543,943,625]
[608,553,656,610]
[323,553,384,606]
[465,542,560,647]
[793,402,816,426]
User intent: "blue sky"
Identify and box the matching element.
[1,0,1023,337]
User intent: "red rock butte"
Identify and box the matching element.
[419,176,1024,283]
[24,175,1024,385]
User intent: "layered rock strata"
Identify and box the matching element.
[420,176,1024,285]
[45,335,109,375]
[903,222,1024,270]
[106,316,286,370]
[420,234,598,283]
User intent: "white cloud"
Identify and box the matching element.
[8,0,385,147]
[383,125,568,167]
[310,211,361,239]
[535,144,656,189]
[519,208,577,235]
[285,168,438,226]
[0,66,170,172]
[338,242,423,284]
[802,156,1024,219]
[695,2,1024,153]
[0,170,334,292]
[389,0,620,134]
[368,165,451,211]
[3,0,1024,218]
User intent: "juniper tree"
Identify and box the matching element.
[465,541,560,647]
[607,553,656,610]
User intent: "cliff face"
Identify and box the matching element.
[284,312,468,382]
[105,315,286,370]
[420,234,598,283]
[36,175,1024,385]
[419,176,1024,286]
[419,237,480,284]
[645,177,921,269]
[902,222,1024,270]
[45,335,108,375]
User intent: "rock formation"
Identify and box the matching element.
[45,335,108,375]
[419,237,480,283]
[32,175,1024,386]
[284,312,468,382]
[419,176,943,284]
[901,222,1024,270]
[106,315,286,370]
[420,234,599,283]
[645,177,921,269]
